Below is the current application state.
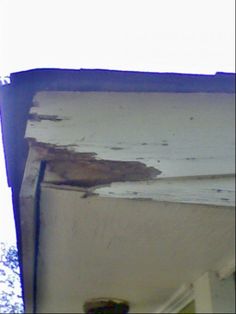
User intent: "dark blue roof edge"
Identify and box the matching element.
[9,68,235,93]
[10,67,236,76]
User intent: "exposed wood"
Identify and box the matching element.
[26,92,235,179]
[28,142,161,187]
[19,147,42,313]
[24,92,235,207]
[27,142,234,207]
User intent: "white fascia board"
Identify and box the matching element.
[25,92,235,206]
[19,146,44,313]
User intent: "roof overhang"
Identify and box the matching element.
[0,69,235,313]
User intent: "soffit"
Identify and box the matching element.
[36,185,235,313]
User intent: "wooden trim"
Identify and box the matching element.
[19,146,42,313]
[155,284,194,313]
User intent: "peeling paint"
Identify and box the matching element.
[29,113,65,122]
[26,92,235,178]
[25,92,235,205]
[46,158,161,187]
[110,147,124,150]
[94,175,235,206]
[29,140,161,187]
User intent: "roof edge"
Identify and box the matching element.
[8,68,235,94]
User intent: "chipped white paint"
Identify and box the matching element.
[36,186,235,313]
[25,92,235,207]
[95,175,235,207]
[26,92,235,178]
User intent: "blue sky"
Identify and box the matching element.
[0,0,235,246]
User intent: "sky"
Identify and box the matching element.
[0,0,235,77]
[0,0,235,245]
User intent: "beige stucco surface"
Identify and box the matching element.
[36,185,235,313]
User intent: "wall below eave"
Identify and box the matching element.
[35,185,235,313]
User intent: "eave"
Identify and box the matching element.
[0,69,235,313]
